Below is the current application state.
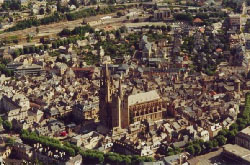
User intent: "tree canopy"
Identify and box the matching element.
[3,120,12,131]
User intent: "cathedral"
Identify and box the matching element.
[99,65,167,129]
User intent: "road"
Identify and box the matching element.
[76,2,140,11]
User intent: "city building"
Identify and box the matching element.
[223,144,250,164]
[153,8,171,21]
[235,126,250,149]
[6,62,23,71]
[245,33,250,50]
[228,14,241,31]
[0,94,29,121]
[15,64,44,76]
[72,102,99,122]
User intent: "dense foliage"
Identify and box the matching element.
[235,92,250,130]
[20,130,75,156]
[166,146,182,156]
[3,120,12,131]
[59,25,94,36]
[80,150,154,164]
[1,0,21,11]
[222,0,242,13]
[194,12,228,25]
[174,10,227,25]
[20,130,154,164]
[0,58,13,77]
[174,13,193,23]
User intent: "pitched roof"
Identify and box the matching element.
[128,90,160,106]
[193,18,203,23]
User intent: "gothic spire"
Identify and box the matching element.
[119,77,123,98]
[104,63,110,81]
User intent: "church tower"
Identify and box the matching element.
[99,64,113,128]
[100,65,129,129]
[111,78,123,128]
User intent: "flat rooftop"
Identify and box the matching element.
[128,90,160,106]
[245,33,250,40]
[229,14,241,17]
[16,64,42,70]
[223,144,250,163]
[239,126,250,136]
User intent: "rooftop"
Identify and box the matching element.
[229,14,241,17]
[245,33,250,40]
[239,126,250,136]
[128,90,160,106]
[223,144,250,163]
[193,18,203,23]
[16,64,42,70]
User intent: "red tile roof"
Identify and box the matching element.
[193,18,203,23]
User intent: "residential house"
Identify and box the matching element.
[72,102,99,123]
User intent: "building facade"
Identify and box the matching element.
[15,64,44,76]
[0,95,29,121]
[72,102,99,122]
[245,34,250,50]
[153,8,171,21]
[228,14,241,31]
